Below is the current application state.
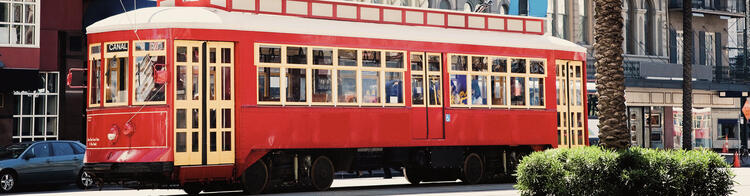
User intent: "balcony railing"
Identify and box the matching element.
[669,0,745,13]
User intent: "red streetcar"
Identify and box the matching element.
[82,0,588,194]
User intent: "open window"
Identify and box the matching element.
[133,40,167,105]
[88,44,102,107]
[103,41,129,106]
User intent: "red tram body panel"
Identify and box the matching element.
[83,0,587,193]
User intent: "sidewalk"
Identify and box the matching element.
[733,168,750,195]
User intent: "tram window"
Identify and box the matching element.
[210,69,218,101]
[412,75,424,105]
[287,46,307,64]
[511,59,526,73]
[338,49,357,66]
[312,69,332,103]
[428,75,442,106]
[222,67,231,100]
[176,109,187,129]
[362,71,380,103]
[191,132,199,152]
[177,47,187,62]
[192,109,199,128]
[451,55,467,71]
[386,52,404,68]
[337,70,357,103]
[259,45,281,63]
[222,131,231,151]
[492,57,507,73]
[428,55,441,71]
[411,54,424,71]
[90,58,101,105]
[286,68,307,103]
[210,109,217,129]
[258,67,281,102]
[176,133,186,152]
[575,80,582,106]
[363,50,381,67]
[176,66,186,100]
[221,48,231,63]
[192,47,200,63]
[313,48,333,65]
[222,108,231,128]
[555,79,561,105]
[510,77,526,106]
[471,56,488,72]
[491,76,506,105]
[529,78,544,106]
[192,66,200,100]
[530,60,545,74]
[450,74,467,105]
[105,57,129,104]
[385,72,403,104]
[134,54,166,103]
[210,48,217,63]
[210,132,217,152]
[471,75,487,105]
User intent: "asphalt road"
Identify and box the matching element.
[9,168,750,196]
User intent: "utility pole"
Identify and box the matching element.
[682,0,693,150]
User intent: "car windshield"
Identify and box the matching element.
[0,143,32,160]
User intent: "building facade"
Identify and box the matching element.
[549,0,749,150]
[0,0,86,146]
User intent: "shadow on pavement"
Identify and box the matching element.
[167,181,517,196]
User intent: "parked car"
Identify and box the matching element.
[0,141,93,193]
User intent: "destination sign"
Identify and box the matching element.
[107,43,129,52]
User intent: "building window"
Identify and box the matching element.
[518,0,528,16]
[644,0,655,55]
[705,32,715,66]
[12,72,59,143]
[625,0,636,54]
[718,119,738,140]
[574,0,589,44]
[548,0,568,39]
[0,0,38,47]
[676,31,684,64]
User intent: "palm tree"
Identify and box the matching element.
[681,0,693,150]
[594,0,630,149]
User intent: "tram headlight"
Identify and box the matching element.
[108,124,120,145]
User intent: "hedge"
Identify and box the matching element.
[515,147,734,196]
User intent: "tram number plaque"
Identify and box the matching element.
[107,43,129,53]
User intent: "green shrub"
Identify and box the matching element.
[515,147,735,196]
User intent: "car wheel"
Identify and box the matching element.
[77,170,94,189]
[0,171,17,193]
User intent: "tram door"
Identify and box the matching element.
[174,40,236,166]
[410,52,445,139]
[556,60,586,148]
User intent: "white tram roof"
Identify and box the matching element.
[88,7,586,53]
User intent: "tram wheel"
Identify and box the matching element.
[242,160,269,195]
[461,153,484,185]
[403,167,422,185]
[310,156,335,191]
[182,182,203,195]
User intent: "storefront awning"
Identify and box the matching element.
[0,69,44,92]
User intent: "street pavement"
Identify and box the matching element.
[9,168,750,196]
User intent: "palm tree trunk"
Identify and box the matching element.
[681,0,693,150]
[594,0,630,149]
